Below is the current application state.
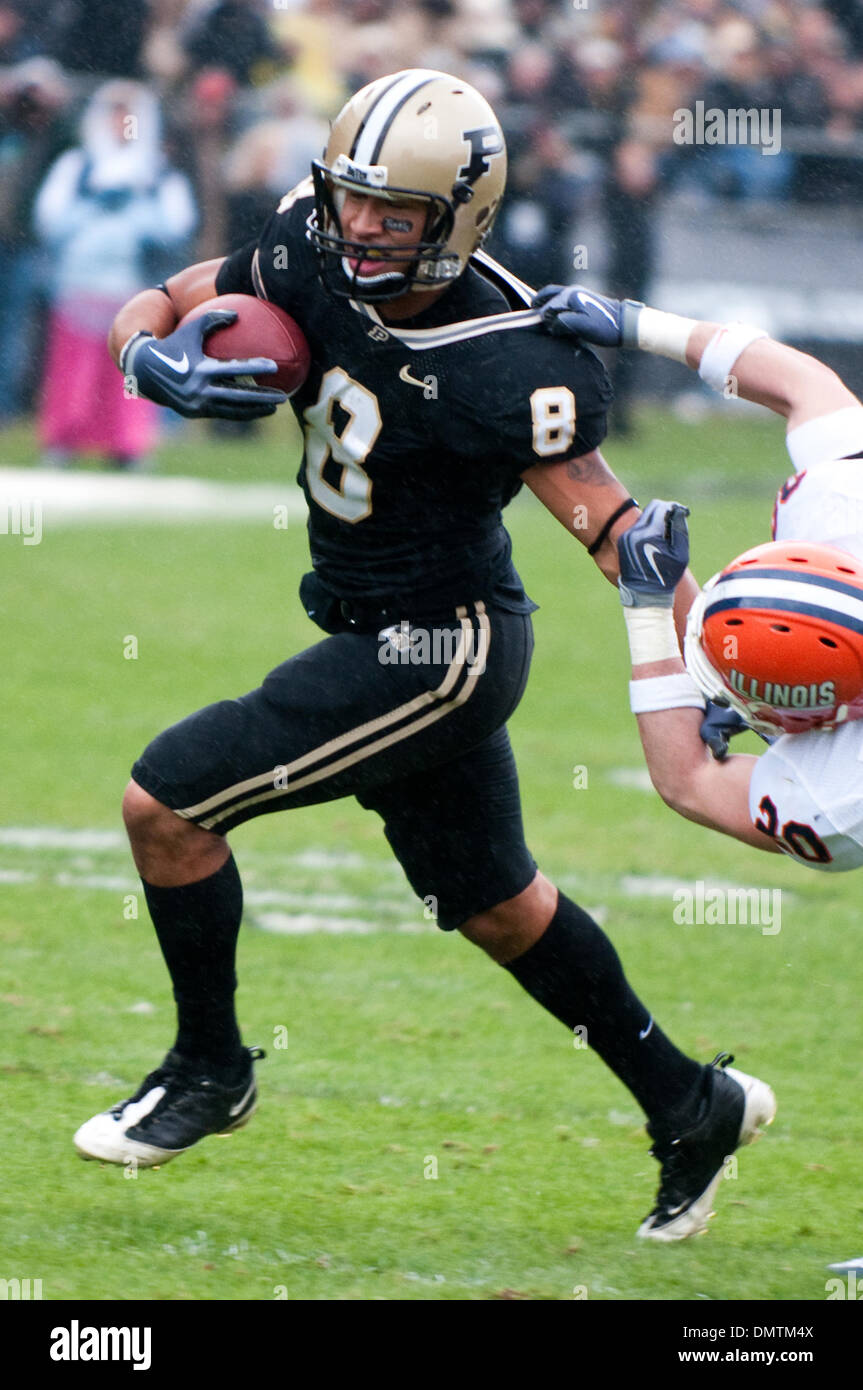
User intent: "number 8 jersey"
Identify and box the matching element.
[215,178,612,610]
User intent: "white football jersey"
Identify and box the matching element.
[750,445,863,870]
[748,722,863,871]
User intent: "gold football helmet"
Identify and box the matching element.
[307,69,507,301]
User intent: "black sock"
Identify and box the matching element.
[504,892,704,1125]
[142,854,244,1073]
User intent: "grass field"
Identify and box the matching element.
[2,406,861,1303]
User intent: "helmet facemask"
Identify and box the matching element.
[307,157,459,303]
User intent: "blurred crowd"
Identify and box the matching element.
[2,0,863,456]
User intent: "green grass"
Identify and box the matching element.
[1,406,860,1301]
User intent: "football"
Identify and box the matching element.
[179,293,311,396]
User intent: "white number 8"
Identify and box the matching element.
[303,367,382,523]
[530,386,576,458]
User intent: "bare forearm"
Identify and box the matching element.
[683,323,859,428]
[629,653,776,849]
[107,259,225,366]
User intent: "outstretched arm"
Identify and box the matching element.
[615,500,780,853]
[534,283,862,432]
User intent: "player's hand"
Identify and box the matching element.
[617,499,690,608]
[121,311,289,420]
[532,283,643,348]
[700,700,750,761]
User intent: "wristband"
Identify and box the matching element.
[629,673,706,714]
[118,329,154,375]
[786,406,863,474]
[634,306,697,363]
[698,322,768,393]
[622,605,681,665]
[588,497,638,556]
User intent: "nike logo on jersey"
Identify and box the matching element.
[229,1078,255,1117]
[576,290,618,327]
[399,364,427,390]
[150,347,190,373]
[642,543,668,586]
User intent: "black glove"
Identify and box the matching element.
[121,311,288,420]
[532,283,644,348]
[617,499,690,608]
[700,700,750,761]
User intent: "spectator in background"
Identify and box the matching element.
[181,0,282,87]
[0,58,72,424]
[604,137,660,435]
[694,18,794,199]
[0,0,43,64]
[223,76,328,247]
[488,43,589,287]
[34,80,196,470]
[47,0,153,79]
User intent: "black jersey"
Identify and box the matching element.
[215,177,613,608]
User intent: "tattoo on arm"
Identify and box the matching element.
[564,452,609,485]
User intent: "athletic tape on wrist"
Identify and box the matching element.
[698,322,768,393]
[629,673,706,714]
[786,406,863,474]
[622,605,681,666]
[118,330,154,376]
[635,306,697,363]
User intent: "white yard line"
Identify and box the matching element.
[1,827,793,927]
[0,467,307,526]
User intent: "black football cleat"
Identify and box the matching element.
[74,1046,265,1168]
[638,1053,776,1241]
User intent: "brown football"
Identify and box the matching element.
[179,293,311,396]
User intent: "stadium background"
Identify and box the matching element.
[2,0,862,1304]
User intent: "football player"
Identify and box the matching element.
[74,71,775,1243]
[536,282,863,869]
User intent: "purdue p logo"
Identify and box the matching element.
[458,127,504,185]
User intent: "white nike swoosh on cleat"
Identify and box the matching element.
[117,1085,166,1127]
[639,1017,654,1040]
[229,1078,255,1117]
[150,347,190,373]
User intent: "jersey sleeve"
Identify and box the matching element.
[215,240,257,297]
[214,177,317,316]
[490,338,613,479]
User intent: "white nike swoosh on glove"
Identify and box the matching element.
[642,543,668,585]
[150,347,190,373]
[576,291,618,327]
